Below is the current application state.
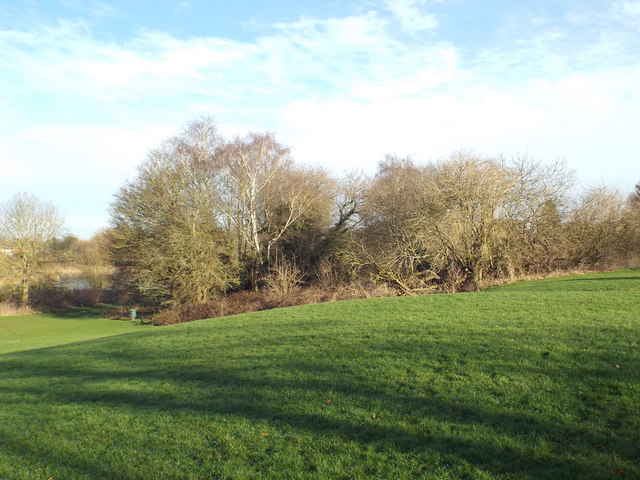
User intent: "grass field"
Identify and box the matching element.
[0,271,638,479]
[0,305,144,355]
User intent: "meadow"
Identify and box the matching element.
[1,271,638,479]
[0,306,142,355]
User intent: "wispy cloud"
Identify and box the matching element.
[0,21,247,103]
[0,6,454,105]
[175,1,190,13]
[614,0,640,21]
[4,2,631,107]
[279,65,640,172]
[384,0,438,32]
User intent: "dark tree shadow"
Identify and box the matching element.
[1,332,637,479]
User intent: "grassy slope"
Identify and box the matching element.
[0,306,144,354]
[0,271,638,479]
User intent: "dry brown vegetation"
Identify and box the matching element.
[0,301,36,317]
[151,281,397,326]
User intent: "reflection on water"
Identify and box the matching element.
[55,276,93,291]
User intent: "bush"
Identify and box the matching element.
[263,260,306,297]
[152,291,269,326]
[23,286,130,311]
[151,281,399,326]
[0,302,35,317]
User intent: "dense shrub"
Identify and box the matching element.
[151,282,397,326]
[26,287,130,310]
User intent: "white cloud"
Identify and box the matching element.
[175,1,190,13]
[12,123,174,172]
[278,64,640,192]
[0,156,23,181]
[0,122,177,237]
[64,214,110,239]
[615,0,640,19]
[384,0,438,32]
[279,90,542,173]
[0,22,250,102]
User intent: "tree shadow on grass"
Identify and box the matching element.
[42,305,150,328]
[556,276,640,282]
[45,305,118,320]
[1,337,637,480]
[0,431,118,480]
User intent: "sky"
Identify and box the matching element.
[1,0,639,238]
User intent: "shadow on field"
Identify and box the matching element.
[46,306,114,320]
[2,332,637,480]
[0,429,118,480]
[558,276,640,282]
[44,306,147,326]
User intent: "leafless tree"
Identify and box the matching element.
[221,132,330,288]
[76,231,113,291]
[332,171,369,234]
[629,182,640,208]
[426,152,515,287]
[565,186,630,267]
[351,152,576,292]
[348,155,439,293]
[109,118,237,305]
[0,193,65,306]
[499,156,575,274]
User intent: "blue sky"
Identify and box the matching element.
[1,0,639,238]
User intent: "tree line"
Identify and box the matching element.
[2,117,640,312]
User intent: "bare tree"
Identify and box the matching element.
[418,153,576,286]
[350,155,440,293]
[0,193,65,306]
[266,166,335,273]
[351,153,575,292]
[76,231,113,290]
[626,181,640,263]
[426,153,515,287]
[565,186,629,267]
[501,156,575,274]
[221,132,329,288]
[109,118,237,305]
[629,181,640,207]
[332,171,369,234]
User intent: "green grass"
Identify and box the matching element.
[1,271,639,479]
[0,305,144,354]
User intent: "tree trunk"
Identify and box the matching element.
[20,276,29,307]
